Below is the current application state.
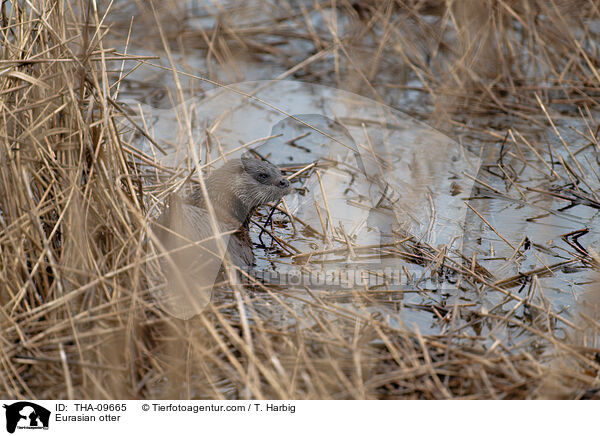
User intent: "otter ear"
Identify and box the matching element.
[240,152,252,171]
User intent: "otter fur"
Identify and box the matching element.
[151,154,291,318]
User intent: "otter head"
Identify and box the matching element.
[237,154,292,211]
[190,154,291,225]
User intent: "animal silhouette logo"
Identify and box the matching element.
[2,402,50,433]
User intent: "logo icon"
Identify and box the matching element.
[3,402,50,434]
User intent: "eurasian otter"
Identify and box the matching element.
[186,154,291,264]
[151,154,291,318]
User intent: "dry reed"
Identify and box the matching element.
[1,0,600,400]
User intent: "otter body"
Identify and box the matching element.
[152,155,291,318]
[158,155,291,268]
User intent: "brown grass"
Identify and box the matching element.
[1,0,600,399]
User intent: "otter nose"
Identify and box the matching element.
[277,178,290,189]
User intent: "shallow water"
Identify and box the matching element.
[112,0,600,345]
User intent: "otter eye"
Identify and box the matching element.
[257,173,270,182]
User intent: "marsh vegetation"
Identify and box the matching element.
[2,0,600,399]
